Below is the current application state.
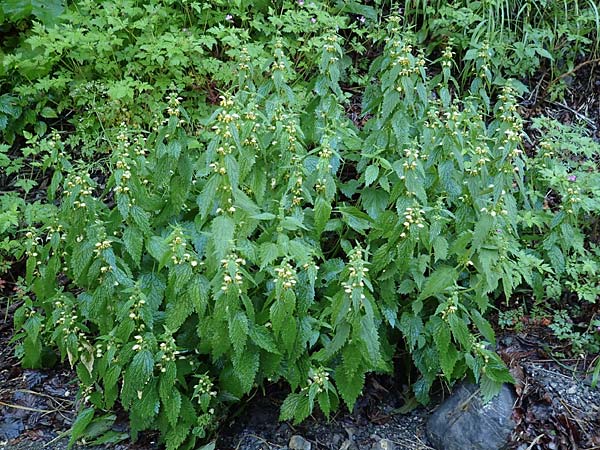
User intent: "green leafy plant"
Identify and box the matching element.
[12,15,523,447]
[402,0,599,96]
[3,2,600,450]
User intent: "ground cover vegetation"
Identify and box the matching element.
[1,0,599,448]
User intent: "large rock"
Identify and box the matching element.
[426,383,516,450]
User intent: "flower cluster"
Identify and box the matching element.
[168,228,200,267]
[539,141,554,159]
[274,262,297,290]
[158,334,179,367]
[497,86,524,163]
[475,42,491,79]
[220,253,246,293]
[271,39,292,81]
[322,34,342,65]
[126,292,147,326]
[386,31,426,81]
[441,46,454,68]
[94,239,112,256]
[316,141,334,174]
[112,129,141,198]
[342,246,370,304]
[441,295,459,320]
[564,186,582,214]
[210,94,238,139]
[473,341,491,364]
[193,374,217,398]
[192,374,217,414]
[131,334,145,352]
[306,367,330,394]
[399,147,425,174]
[165,92,182,116]
[480,204,508,217]
[400,206,426,237]
[65,174,94,209]
[289,155,305,207]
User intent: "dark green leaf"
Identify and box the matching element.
[68,407,95,449]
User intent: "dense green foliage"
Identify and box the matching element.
[1,1,599,448]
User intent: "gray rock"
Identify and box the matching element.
[339,440,359,450]
[289,435,312,450]
[371,438,396,450]
[426,383,516,450]
[235,434,272,450]
[331,433,344,448]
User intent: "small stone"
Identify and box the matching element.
[289,435,312,450]
[331,433,344,448]
[371,438,396,450]
[339,439,359,450]
[566,385,578,395]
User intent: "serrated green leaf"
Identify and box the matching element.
[130,206,151,235]
[317,390,331,417]
[279,392,302,422]
[68,407,95,449]
[197,175,219,220]
[224,154,239,190]
[361,188,388,219]
[270,290,295,335]
[188,275,209,318]
[413,377,433,404]
[147,236,170,269]
[472,214,493,251]
[123,350,154,405]
[229,312,249,356]
[341,343,362,377]
[432,236,448,262]
[164,389,182,428]
[418,266,457,301]
[259,242,279,269]
[432,318,450,355]
[448,313,472,349]
[104,366,121,409]
[165,295,193,331]
[159,362,177,401]
[234,349,259,394]
[212,215,235,261]
[471,310,496,345]
[400,312,425,351]
[336,366,365,411]
[338,206,372,233]
[359,315,380,363]
[364,165,379,187]
[71,240,94,281]
[165,421,191,450]
[439,344,459,379]
[249,325,280,354]
[251,212,276,220]
[314,196,332,236]
[315,321,350,361]
[123,226,143,266]
[480,375,503,403]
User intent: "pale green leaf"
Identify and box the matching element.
[364,165,379,187]
[229,312,249,356]
[211,215,235,261]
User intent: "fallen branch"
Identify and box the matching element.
[546,58,600,93]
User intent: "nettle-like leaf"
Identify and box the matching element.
[229,311,249,356]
